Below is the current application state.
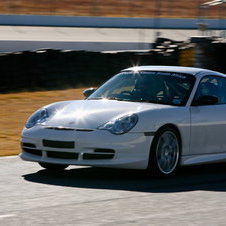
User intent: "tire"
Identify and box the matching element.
[149,127,181,177]
[39,162,69,171]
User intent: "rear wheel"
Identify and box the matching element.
[39,162,69,171]
[149,127,181,177]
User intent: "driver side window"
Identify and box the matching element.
[194,75,226,105]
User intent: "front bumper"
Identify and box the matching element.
[20,126,154,169]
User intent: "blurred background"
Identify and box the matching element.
[0,0,223,18]
[0,0,225,93]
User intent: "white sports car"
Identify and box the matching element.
[20,66,226,176]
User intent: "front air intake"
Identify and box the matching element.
[47,151,78,159]
[43,140,75,149]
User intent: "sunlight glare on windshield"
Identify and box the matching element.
[133,66,140,73]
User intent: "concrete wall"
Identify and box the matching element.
[0,14,225,29]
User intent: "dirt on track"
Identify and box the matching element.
[0,88,85,156]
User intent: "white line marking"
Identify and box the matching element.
[0,214,16,219]
[0,155,18,160]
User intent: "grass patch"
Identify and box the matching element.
[0,88,85,157]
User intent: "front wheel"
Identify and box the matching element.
[39,162,69,171]
[149,127,181,177]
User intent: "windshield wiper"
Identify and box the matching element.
[87,97,104,100]
[89,97,153,102]
[88,97,124,101]
[106,97,124,101]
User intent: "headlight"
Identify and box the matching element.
[98,114,138,135]
[25,108,49,128]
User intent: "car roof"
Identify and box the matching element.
[123,66,226,78]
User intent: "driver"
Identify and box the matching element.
[132,78,150,100]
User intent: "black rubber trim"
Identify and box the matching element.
[23,148,42,156]
[44,126,94,132]
[21,142,36,148]
[47,151,78,159]
[83,153,114,160]
[94,149,115,153]
[43,139,75,149]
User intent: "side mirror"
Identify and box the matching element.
[192,95,218,106]
[83,88,96,98]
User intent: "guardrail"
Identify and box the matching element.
[0,14,225,29]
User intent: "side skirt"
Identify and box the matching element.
[181,152,226,166]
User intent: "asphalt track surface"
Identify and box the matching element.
[1,156,226,225]
[0,26,199,52]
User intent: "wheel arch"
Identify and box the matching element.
[148,123,182,172]
[153,123,182,145]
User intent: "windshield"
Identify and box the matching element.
[88,71,196,106]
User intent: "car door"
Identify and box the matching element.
[190,75,226,155]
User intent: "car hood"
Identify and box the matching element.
[44,99,172,130]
